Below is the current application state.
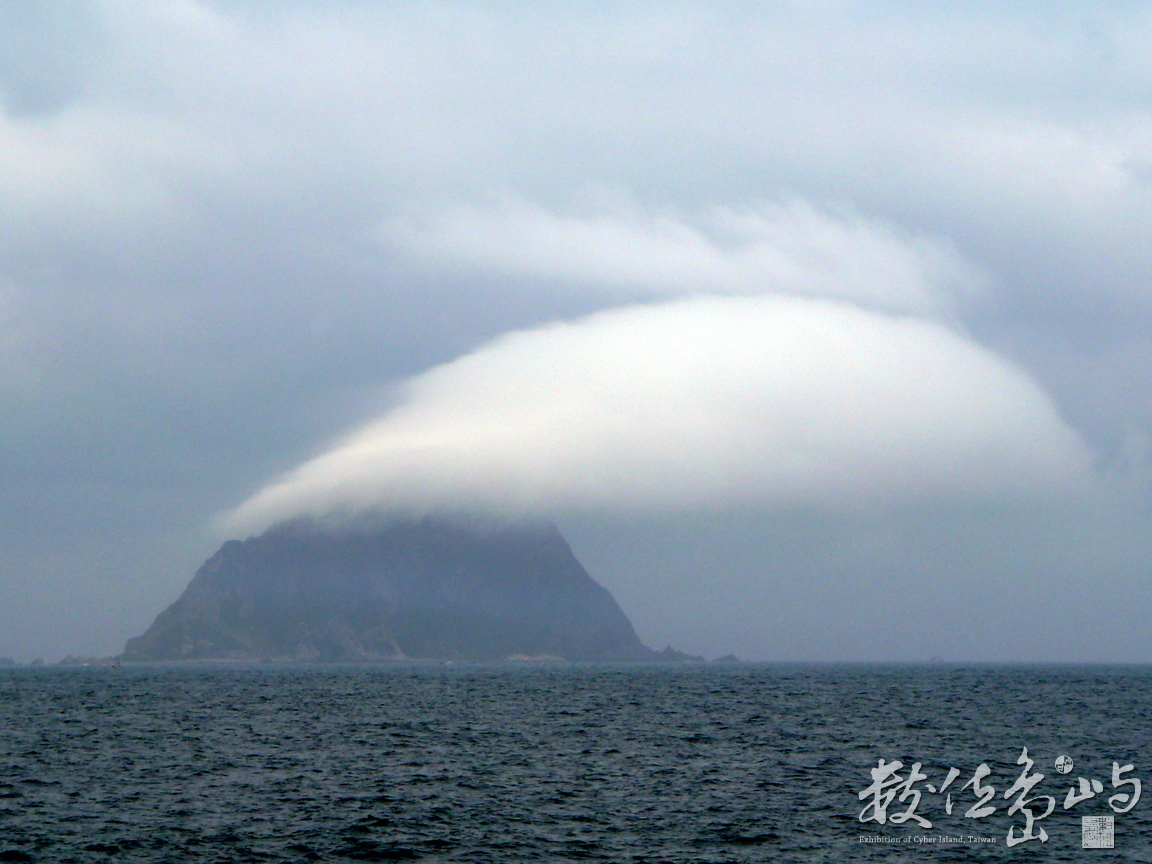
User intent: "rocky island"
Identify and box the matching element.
[124,516,699,663]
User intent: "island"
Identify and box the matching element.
[123,516,702,663]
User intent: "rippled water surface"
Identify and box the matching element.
[0,664,1149,862]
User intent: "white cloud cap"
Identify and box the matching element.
[223,293,1093,535]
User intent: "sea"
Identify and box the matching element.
[0,663,1148,862]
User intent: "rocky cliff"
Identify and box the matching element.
[124,517,693,663]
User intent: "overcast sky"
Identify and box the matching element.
[2,0,1151,662]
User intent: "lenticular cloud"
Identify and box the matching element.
[223,294,1092,534]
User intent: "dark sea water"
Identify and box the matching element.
[0,664,1148,863]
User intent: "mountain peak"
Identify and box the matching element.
[124,516,699,663]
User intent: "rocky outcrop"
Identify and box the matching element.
[124,517,697,663]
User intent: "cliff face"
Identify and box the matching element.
[124,517,675,663]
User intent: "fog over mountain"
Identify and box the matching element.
[1,1,1151,662]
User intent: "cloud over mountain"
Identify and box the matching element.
[225,293,1091,534]
[1,1,1150,662]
